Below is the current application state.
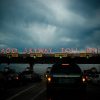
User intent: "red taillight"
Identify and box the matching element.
[86,76,88,80]
[16,76,19,80]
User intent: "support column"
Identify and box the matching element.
[29,63,34,72]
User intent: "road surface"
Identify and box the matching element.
[0,80,100,100]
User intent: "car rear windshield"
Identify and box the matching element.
[50,63,82,74]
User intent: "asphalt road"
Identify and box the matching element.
[1,80,100,100]
[35,83,100,100]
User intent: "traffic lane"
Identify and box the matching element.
[0,81,42,100]
[35,84,100,100]
[36,89,87,100]
[2,82,100,100]
[86,84,100,100]
[6,81,45,100]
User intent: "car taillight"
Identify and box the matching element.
[82,77,86,82]
[16,76,19,80]
[47,77,51,82]
[86,76,88,80]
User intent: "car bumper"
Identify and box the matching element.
[47,83,86,90]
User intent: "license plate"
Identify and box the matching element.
[59,78,75,84]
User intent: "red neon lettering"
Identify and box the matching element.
[0,49,5,54]
[11,48,18,53]
[6,48,11,53]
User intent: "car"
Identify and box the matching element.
[83,70,93,83]
[20,70,42,83]
[91,72,100,85]
[3,67,20,87]
[46,63,87,95]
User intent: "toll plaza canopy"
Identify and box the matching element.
[0,53,100,64]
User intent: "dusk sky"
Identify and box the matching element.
[0,0,100,52]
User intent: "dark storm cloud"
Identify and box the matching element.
[0,0,100,51]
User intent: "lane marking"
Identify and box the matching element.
[7,83,40,100]
[31,88,46,100]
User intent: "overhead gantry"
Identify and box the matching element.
[0,53,100,72]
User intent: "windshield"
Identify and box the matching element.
[51,63,82,74]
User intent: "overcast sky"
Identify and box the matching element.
[0,0,100,52]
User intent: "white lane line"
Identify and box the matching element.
[7,83,40,100]
[31,88,46,100]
